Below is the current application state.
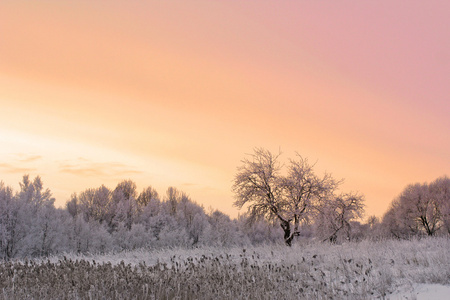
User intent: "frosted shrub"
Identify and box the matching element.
[157,226,190,248]
[126,223,154,249]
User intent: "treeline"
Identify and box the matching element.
[0,175,282,260]
[1,174,449,260]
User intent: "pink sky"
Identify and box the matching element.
[0,1,449,219]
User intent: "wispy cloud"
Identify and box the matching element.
[17,155,43,163]
[0,163,36,174]
[59,159,143,177]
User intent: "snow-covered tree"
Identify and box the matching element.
[205,210,244,246]
[381,176,449,238]
[68,215,113,254]
[111,180,139,230]
[18,175,54,208]
[315,192,365,243]
[429,176,450,234]
[233,148,339,246]
[163,187,184,216]
[113,222,153,250]
[76,185,113,225]
[0,182,21,259]
[0,175,70,258]
[24,203,69,257]
[175,196,208,245]
[236,214,281,245]
[137,186,160,211]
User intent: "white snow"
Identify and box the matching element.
[390,284,450,300]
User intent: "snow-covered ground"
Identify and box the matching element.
[391,283,450,300]
[7,237,449,299]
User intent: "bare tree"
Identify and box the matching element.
[282,155,341,244]
[382,176,449,238]
[137,186,160,210]
[429,176,450,234]
[315,192,365,243]
[409,183,442,236]
[232,148,339,246]
[382,197,420,238]
[77,185,113,224]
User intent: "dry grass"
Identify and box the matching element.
[1,237,449,299]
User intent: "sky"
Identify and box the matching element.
[0,1,449,219]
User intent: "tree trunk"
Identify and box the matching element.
[420,216,434,236]
[280,220,293,246]
[323,225,343,244]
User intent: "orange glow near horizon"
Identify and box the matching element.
[1,1,449,219]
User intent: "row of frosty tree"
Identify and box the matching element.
[231,148,449,245]
[0,175,283,260]
[1,148,449,259]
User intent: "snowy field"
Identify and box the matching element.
[1,237,449,299]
